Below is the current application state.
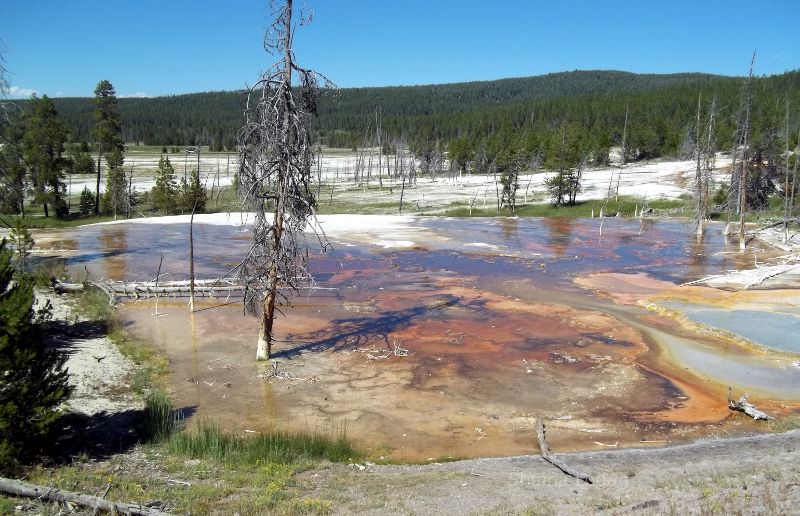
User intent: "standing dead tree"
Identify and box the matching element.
[730,52,756,251]
[237,0,332,361]
[694,94,717,236]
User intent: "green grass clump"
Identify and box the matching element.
[170,423,359,465]
[74,285,116,324]
[142,389,180,442]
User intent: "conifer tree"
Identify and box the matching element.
[22,96,70,218]
[151,156,179,213]
[179,168,206,214]
[0,240,71,472]
[78,186,95,216]
[92,80,124,215]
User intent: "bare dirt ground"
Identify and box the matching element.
[295,429,800,515]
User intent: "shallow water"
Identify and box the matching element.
[662,301,800,354]
[43,217,800,458]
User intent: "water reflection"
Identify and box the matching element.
[543,218,573,257]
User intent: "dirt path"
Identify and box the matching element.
[299,430,800,515]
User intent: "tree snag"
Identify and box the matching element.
[237,0,332,360]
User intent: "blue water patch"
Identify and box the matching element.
[682,308,800,354]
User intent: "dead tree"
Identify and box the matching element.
[783,98,793,244]
[237,0,331,361]
[694,94,717,236]
[789,130,800,236]
[620,102,629,165]
[731,52,756,251]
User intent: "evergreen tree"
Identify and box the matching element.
[78,186,95,216]
[544,123,583,206]
[0,108,28,215]
[69,144,95,175]
[746,98,783,209]
[0,240,71,472]
[22,96,70,218]
[448,137,474,176]
[151,156,179,213]
[100,147,128,218]
[179,168,207,214]
[91,80,123,215]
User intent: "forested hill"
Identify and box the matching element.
[29,69,800,154]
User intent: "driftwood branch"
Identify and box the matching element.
[0,477,172,515]
[535,419,592,484]
[728,387,773,420]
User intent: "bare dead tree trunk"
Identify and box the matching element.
[94,150,102,215]
[738,52,756,252]
[398,145,406,214]
[256,3,294,362]
[127,161,133,219]
[238,0,331,361]
[784,97,791,244]
[0,477,170,516]
[376,108,383,190]
[695,94,704,236]
[189,208,196,312]
[621,102,629,166]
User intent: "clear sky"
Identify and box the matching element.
[2,0,798,98]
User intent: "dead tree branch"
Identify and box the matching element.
[535,419,592,484]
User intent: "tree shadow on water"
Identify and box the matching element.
[275,294,473,359]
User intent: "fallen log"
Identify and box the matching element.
[681,262,800,289]
[52,279,335,299]
[535,419,592,484]
[728,387,773,421]
[0,477,172,515]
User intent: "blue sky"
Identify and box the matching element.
[2,0,798,98]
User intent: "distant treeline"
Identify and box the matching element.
[16,69,800,157]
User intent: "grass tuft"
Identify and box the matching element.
[170,422,359,465]
[142,389,181,442]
